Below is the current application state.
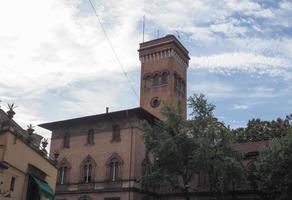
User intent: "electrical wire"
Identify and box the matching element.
[88,0,139,99]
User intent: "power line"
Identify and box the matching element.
[1,67,94,115]
[88,0,139,100]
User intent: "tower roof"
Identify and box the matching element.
[139,34,190,60]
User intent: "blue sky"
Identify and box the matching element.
[0,0,292,138]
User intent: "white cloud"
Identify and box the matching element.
[190,52,292,78]
[0,0,292,140]
[232,104,249,110]
[190,81,235,98]
[0,0,143,97]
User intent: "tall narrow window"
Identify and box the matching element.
[109,159,119,181]
[112,125,121,142]
[10,177,16,191]
[58,166,67,184]
[182,81,186,95]
[161,72,168,85]
[106,153,123,182]
[80,155,96,183]
[174,74,178,88]
[58,158,71,185]
[177,77,182,90]
[152,74,160,86]
[83,161,92,183]
[86,129,94,145]
[144,76,151,89]
[63,132,70,148]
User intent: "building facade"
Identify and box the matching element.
[0,109,57,200]
[39,35,188,200]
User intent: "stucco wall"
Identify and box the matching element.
[0,130,57,199]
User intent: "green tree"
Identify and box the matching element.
[188,94,246,199]
[142,94,246,200]
[142,105,199,200]
[233,117,292,143]
[253,133,292,200]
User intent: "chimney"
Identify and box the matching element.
[106,107,109,113]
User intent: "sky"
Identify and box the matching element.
[0,0,292,140]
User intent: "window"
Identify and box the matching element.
[106,153,123,181]
[152,74,160,86]
[161,72,168,85]
[83,161,92,183]
[86,129,94,145]
[80,155,96,183]
[178,78,182,90]
[58,166,68,184]
[174,74,178,88]
[112,125,121,142]
[10,177,16,191]
[109,159,119,181]
[63,132,70,148]
[57,158,71,184]
[150,97,160,108]
[144,75,151,89]
[182,81,186,95]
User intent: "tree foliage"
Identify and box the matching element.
[142,94,246,199]
[252,134,292,200]
[233,117,292,143]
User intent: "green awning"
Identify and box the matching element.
[32,176,55,200]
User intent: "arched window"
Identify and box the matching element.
[152,74,160,87]
[106,153,124,181]
[161,71,169,85]
[109,158,119,181]
[83,161,92,183]
[174,73,178,88]
[86,129,94,145]
[58,166,67,184]
[144,75,152,89]
[63,132,70,148]
[177,77,182,90]
[182,80,186,95]
[80,155,96,183]
[58,158,71,184]
[112,125,121,142]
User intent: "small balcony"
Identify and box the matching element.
[56,180,135,193]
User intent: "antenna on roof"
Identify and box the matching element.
[175,30,181,39]
[142,15,145,42]
[157,29,160,38]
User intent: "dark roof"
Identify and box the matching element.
[233,140,272,153]
[38,107,159,131]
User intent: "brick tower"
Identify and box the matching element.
[139,35,190,119]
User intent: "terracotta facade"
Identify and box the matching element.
[39,35,190,200]
[139,35,189,119]
[41,108,157,200]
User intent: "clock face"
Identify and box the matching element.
[150,97,160,108]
